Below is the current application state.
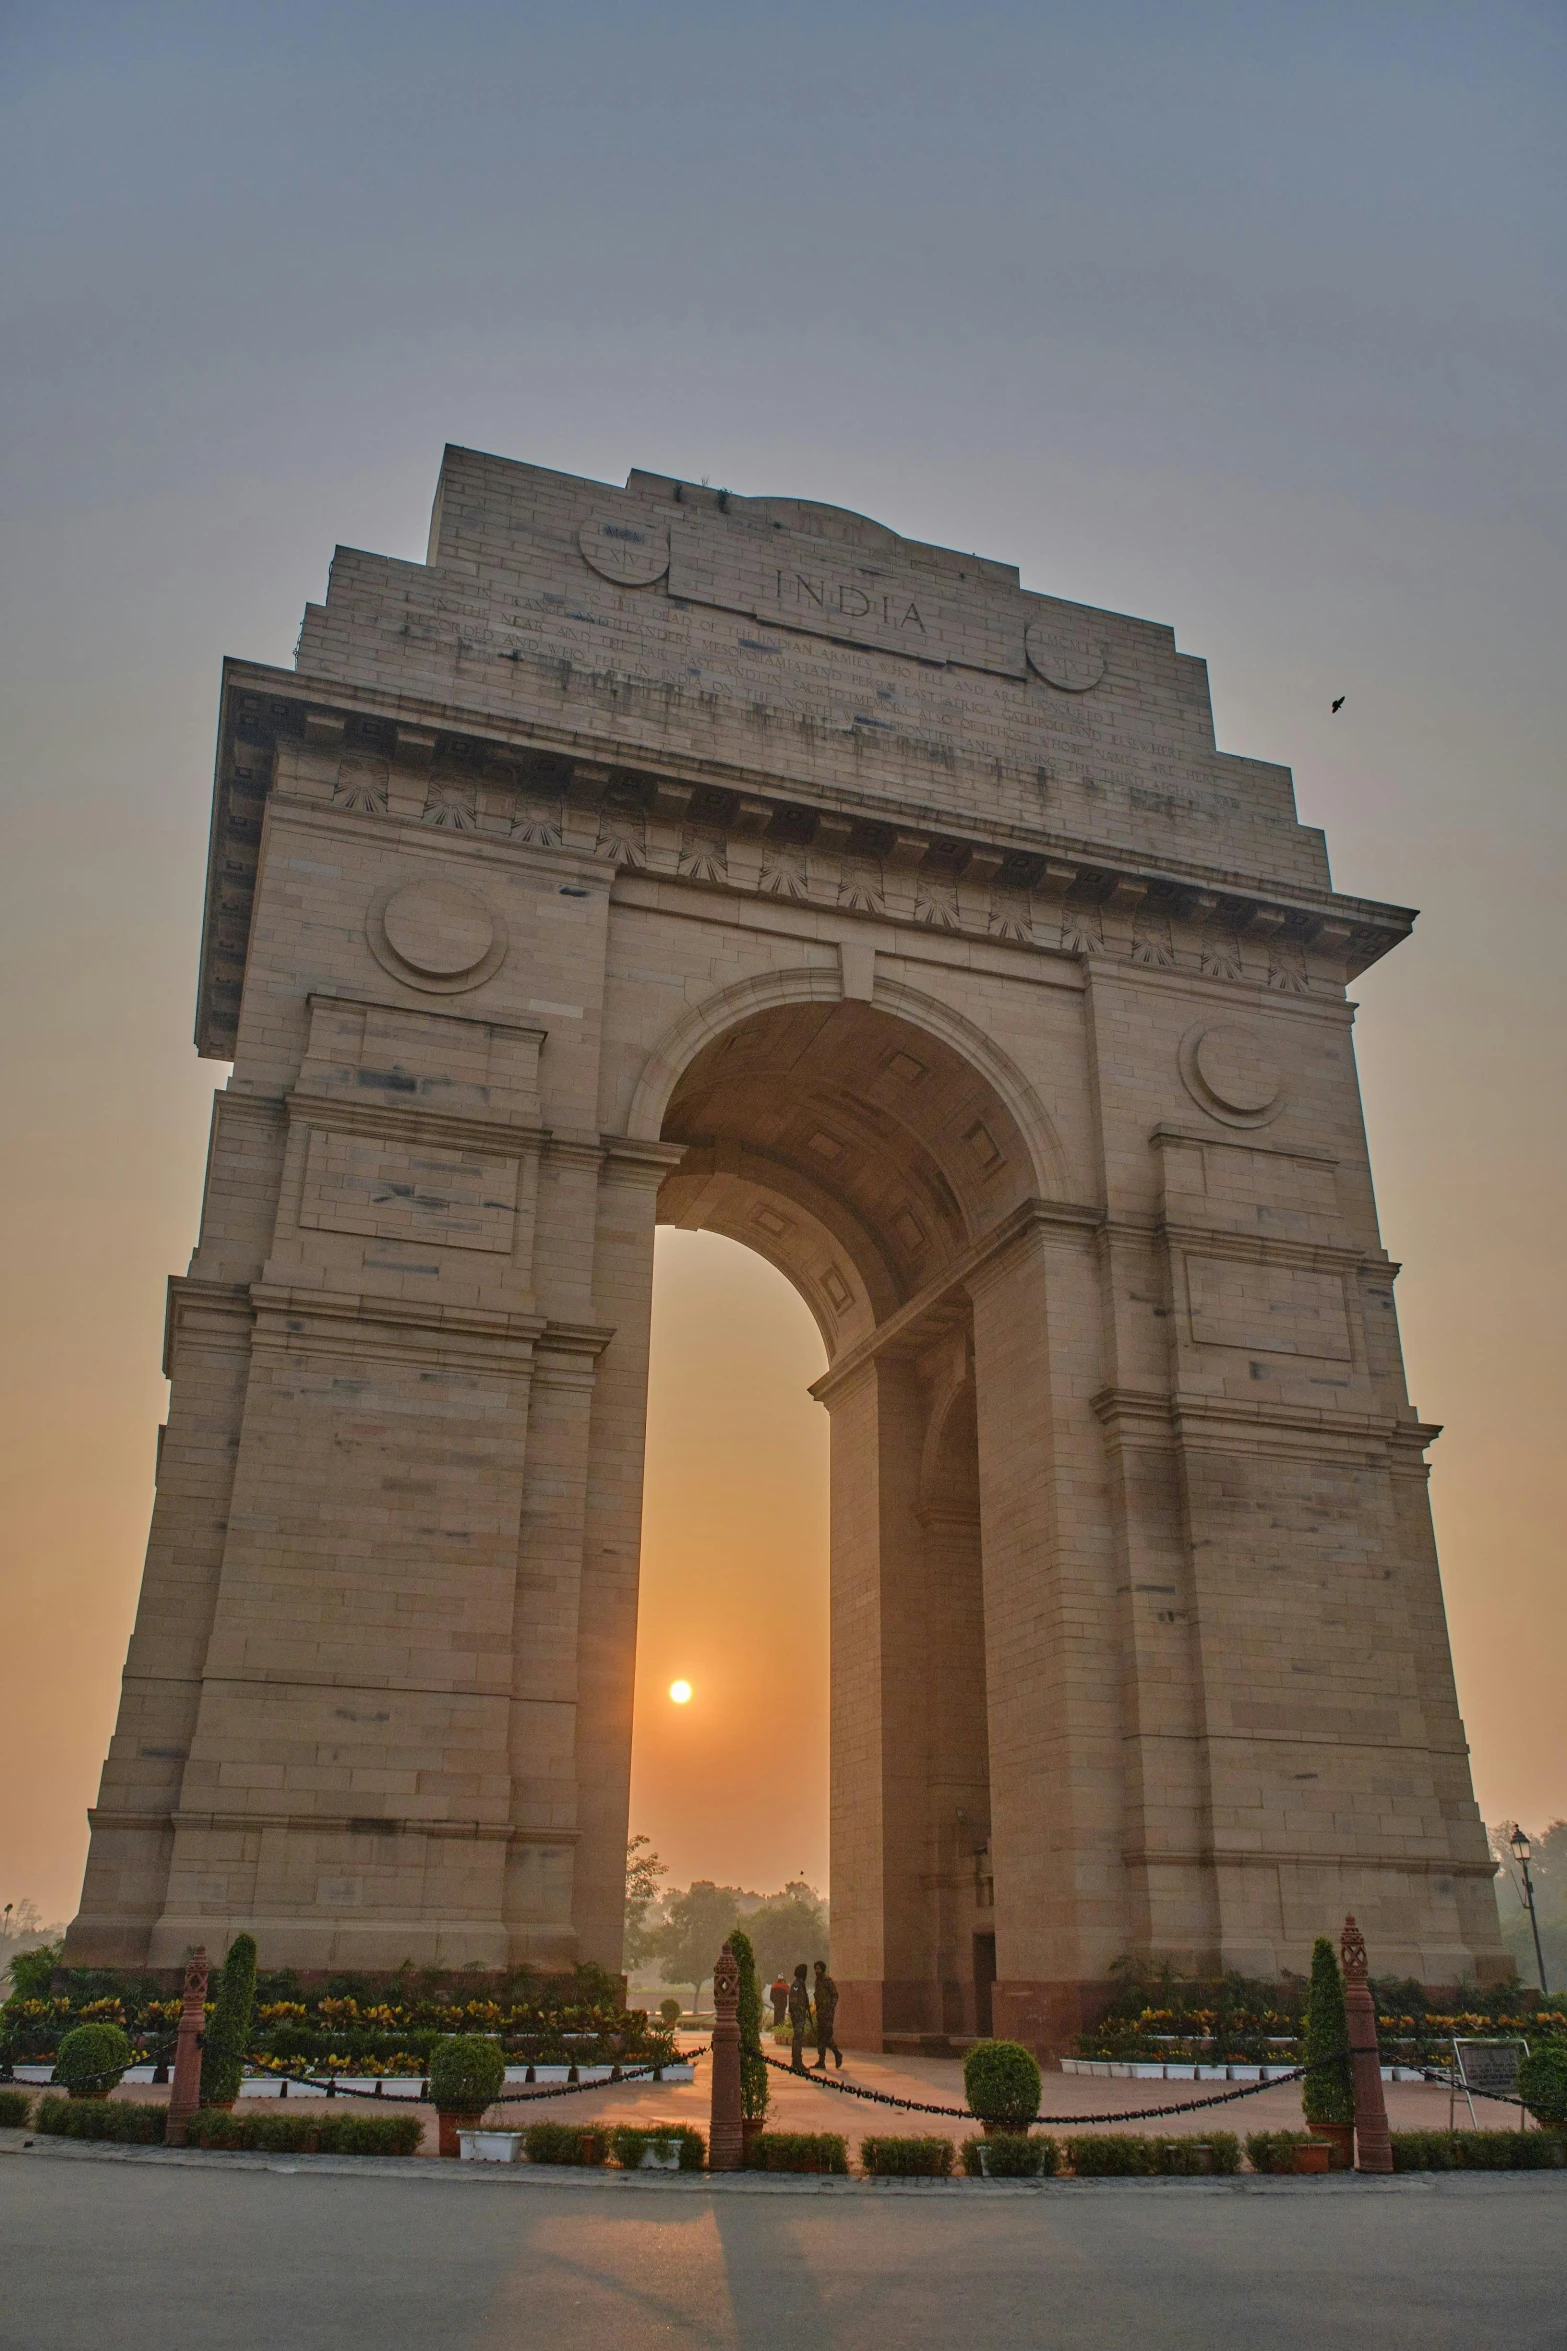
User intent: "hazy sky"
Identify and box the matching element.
[2,1,1562,1922]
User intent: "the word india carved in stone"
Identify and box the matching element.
[66,448,1507,2053]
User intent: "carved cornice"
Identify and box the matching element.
[249,1281,547,1374]
[286,1084,551,1161]
[161,1276,253,1377]
[1121,1844,1496,1879]
[1090,1383,1440,1463]
[198,660,1415,1060]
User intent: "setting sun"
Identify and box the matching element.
[668,1680,692,1705]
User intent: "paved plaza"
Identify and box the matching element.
[3,2137,1562,2351]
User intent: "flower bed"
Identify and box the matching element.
[1,1956,673,2081]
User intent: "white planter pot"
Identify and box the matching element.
[460,2130,524,2163]
[1131,2064,1165,2080]
[1197,2065,1229,2080]
[1163,2066,1197,2080]
[637,2141,684,2170]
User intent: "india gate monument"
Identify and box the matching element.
[66,447,1508,2047]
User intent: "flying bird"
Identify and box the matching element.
[1331,696,1346,714]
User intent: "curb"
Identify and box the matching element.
[10,2131,1564,2196]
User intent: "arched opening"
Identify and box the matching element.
[630,1228,830,1904]
[645,997,1027,2049]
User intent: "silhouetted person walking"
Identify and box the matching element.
[787,1963,812,2073]
[812,1960,842,2069]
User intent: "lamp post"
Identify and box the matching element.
[1509,1826,1549,1995]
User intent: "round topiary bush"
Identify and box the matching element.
[54,2022,133,2100]
[427,2034,506,2115]
[1518,2041,1567,2131]
[963,2039,1042,2134]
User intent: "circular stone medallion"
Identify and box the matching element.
[577,513,670,586]
[1025,621,1106,693]
[369,878,508,993]
[1179,1021,1284,1127]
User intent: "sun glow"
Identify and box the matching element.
[668,1679,693,1705]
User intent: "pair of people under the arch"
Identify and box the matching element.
[784,1961,842,2071]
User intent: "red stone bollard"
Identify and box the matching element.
[708,1941,743,2172]
[163,1947,209,2148]
[1340,1916,1393,2174]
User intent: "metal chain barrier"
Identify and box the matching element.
[760,2046,1367,2127]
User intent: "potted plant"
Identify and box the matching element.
[54,2023,132,2102]
[428,2033,506,2157]
[1301,1938,1355,2167]
[963,2040,1042,2139]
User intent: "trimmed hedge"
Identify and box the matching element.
[962,2133,1058,2178]
[859,2135,954,2177]
[1390,2131,1567,2172]
[524,2122,608,2166]
[54,2022,132,2098]
[184,2108,421,2156]
[36,2096,165,2144]
[744,2131,849,2175]
[1518,2043,1567,2130]
[610,2122,706,2171]
[0,2089,34,2128]
[963,2040,1041,2131]
[1064,2133,1240,2177]
[1245,2130,1318,2174]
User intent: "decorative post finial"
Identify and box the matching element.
[1339,1916,1392,2174]
[708,1940,743,2172]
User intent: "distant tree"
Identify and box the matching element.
[624,1835,668,1969]
[656,1882,750,2006]
[745,1883,830,1988]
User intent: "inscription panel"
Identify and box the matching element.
[668,517,1027,677]
[300,1128,519,1253]
[1185,1255,1352,1360]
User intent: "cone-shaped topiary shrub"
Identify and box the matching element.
[1518,2042,1567,2130]
[727,1926,769,2126]
[1301,1938,1353,2127]
[427,2033,506,2113]
[963,2039,1041,2133]
[54,2022,132,2099]
[201,1933,258,2109]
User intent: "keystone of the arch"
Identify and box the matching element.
[627,962,1070,1201]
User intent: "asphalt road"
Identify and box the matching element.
[2,2151,1562,2351]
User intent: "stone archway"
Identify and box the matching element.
[64,445,1508,2040]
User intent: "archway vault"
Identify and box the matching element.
[652,995,1012,2047]
[652,993,1045,1365]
